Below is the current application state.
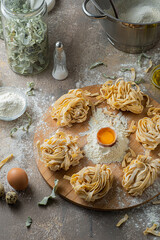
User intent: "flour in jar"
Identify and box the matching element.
[80,108,129,164]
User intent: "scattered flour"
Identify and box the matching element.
[82,108,129,164]
[0,88,55,197]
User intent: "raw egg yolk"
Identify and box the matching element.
[97,128,116,146]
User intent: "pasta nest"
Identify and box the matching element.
[136,116,160,150]
[70,164,113,202]
[100,79,146,114]
[122,155,160,196]
[51,89,93,127]
[37,131,83,171]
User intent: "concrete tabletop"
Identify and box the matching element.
[0,1,160,240]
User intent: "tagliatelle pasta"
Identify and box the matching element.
[136,115,160,151]
[116,214,129,227]
[122,155,160,196]
[152,200,160,205]
[51,89,95,127]
[125,120,137,136]
[147,107,160,116]
[0,154,14,169]
[69,164,113,202]
[122,148,136,168]
[99,79,148,114]
[37,131,83,171]
[143,223,160,237]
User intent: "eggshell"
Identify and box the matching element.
[7,168,28,191]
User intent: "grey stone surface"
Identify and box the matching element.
[0,0,160,240]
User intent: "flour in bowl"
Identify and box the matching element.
[107,0,160,23]
[81,108,129,164]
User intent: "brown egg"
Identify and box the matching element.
[7,168,28,191]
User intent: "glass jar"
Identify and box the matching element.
[1,0,49,75]
[0,0,4,39]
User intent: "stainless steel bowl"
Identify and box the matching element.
[82,0,160,53]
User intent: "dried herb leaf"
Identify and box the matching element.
[38,179,58,206]
[90,62,107,69]
[145,59,153,73]
[135,78,145,85]
[103,74,116,79]
[9,112,32,137]
[27,90,34,96]
[137,53,151,67]
[26,216,32,228]
[120,68,131,72]
[38,196,50,206]
[27,82,35,89]
[26,82,35,96]
[24,112,32,132]
[10,127,18,137]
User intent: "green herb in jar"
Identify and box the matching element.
[2,0,49,75]
[5,0,31,14]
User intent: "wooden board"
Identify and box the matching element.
[34,85,160,210]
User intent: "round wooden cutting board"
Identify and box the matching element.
[34,85,160,210]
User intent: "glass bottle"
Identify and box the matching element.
[52,41,68,80]
[1,0,49,75]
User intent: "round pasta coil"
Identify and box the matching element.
[51,89,92,127]
[122,155,160,196]
[37,131,83,171]
[136,116,160,150]
[100,79,146,114]
[70,164,113,202]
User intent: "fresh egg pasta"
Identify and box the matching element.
[70,164,113,202]
[122,155,160,196]
[99,79,149,114]
[37,131,83,171]
[51,89,94,127]
[136,115,160,150]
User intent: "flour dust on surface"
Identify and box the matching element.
[81,107,129,164]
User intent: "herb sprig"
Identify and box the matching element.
[90,61,107,70]
[137,53,151,67]
[38,179,59,206]
[26,216,32,228]
[10,112,32,137]
[102,74,116,80]
[10,127,18,137]
[120,68,131,72]
[135,78,145,85]
[26,82,35,96]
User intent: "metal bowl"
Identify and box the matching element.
[82,0,160,53]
